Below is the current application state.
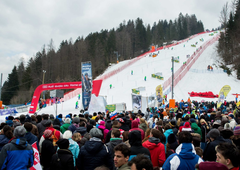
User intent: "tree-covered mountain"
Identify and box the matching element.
[1,13,204,105]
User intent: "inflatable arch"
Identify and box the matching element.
[29,80,102,114]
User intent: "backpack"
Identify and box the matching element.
[52,129,58,146]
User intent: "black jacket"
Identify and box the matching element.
[40,138,57,168]
[203,136,231,161]
[120,124,129,131]
[51,149,74,170]
[106,138,123,158]
[37,120,48,139]
[77,139,114,170]
[129,130,151,160]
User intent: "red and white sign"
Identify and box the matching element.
[30,142,42,170]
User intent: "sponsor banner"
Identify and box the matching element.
[0,108,18,116]
[156,85,163,103]
[106,104,116,112]
[30,142,42,170]
[151,74,164,80]
[217,85,231,107]
[132,94,142,110]
[81,62,92,110]
[132,89,140,94]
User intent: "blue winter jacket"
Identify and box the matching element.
[164,129,173,150]
[0,135,10,152]
[25,132,39,150]
[0,137,34,170]
[162,143,203,170]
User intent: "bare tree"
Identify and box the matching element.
[230,0,237,16]
[219,2,229,33]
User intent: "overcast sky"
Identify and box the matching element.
[0,0,230,84]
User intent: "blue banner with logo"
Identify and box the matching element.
[0,108,18,116]
[81,62,92,110]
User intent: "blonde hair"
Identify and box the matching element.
[72,132,81,142]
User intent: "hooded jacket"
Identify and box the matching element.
[164,129,173,150]
[74,126,87,137]
[162,143,203,170]
[68,123,79,133]
[98,121,109,141]
[142,137,166,167]
[129,120,145,140]
[106,138,123,158]
[191,122,202,138]
[203,136,232,161]
[60,123,71,134]
[25,132,39,149]
[139,123,147,132]
[51,149,74,170]
[77,139,113,170]
[0,137,34,170]
[128,130,151,161]
[37,119,48,139]
[0,135,10,151]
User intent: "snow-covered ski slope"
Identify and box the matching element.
[12,31,240,118]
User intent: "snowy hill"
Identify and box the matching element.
[4,31,240,119]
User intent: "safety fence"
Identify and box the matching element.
[162,35,220,92]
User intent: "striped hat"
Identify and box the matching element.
[234,125,240,135]
[44,129,53,138]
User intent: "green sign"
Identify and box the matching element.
[132,89,140,94]
[151,74,164,80]
[106,104,116,112]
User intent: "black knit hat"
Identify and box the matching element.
[56,139,69,149]
[168,134,177,144]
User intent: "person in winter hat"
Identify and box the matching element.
[129,119,145,140]
[228,114,237,130]
[166,134,178,158]
[181,122,192,132]
[163,124,174,151]
[40,129,57,169]
[60,118,71,134]
[195,162,228,170]
[62,130,79,167]
[76,127,113,170]
[203,128,232,161]
[0,126,34,170]
[190,119,202,138]
[51,139,74,170]
[128,130,151,161]
[231,125,240,149]
[98,120,109,142]
[142,129,166,168]
[162,131,203,170]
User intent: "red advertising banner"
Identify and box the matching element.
[29,80,102,114]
